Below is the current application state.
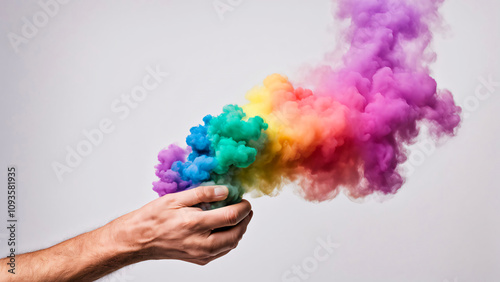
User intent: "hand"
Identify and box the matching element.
[0,185,252,281]
[118,185,253,265]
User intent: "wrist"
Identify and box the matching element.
[105,207,156,262]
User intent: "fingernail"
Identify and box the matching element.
[214,186,228,197]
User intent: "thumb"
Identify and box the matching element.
[173,186,228,207]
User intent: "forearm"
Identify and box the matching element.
[0,212,147,281]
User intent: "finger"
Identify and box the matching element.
[199,199,252,230]
[208,249,231,261]
[204,249,232,264]
[173,186,228,207]
[186,250,232,266]
[205,211,253,255]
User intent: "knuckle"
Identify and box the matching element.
[180,217,190,228]
[162,195,176,206]
[193,188,204,203]
[231,241,239,249]
[194,186,211,202]
[197,259,210,266]
[180,216,199,230]
[220,233,238,251]
[206,246,217,257]
[237,230,245,241]
[203,241,219,256]
[189,247,207,259]
[151,195,171,210]
[242,199,252,210]
[225,209,239,226]
[231,232,241,244]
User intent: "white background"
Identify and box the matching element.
[0,0,499,281]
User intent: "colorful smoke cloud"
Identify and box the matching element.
[153,0,461,207]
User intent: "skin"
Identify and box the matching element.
[0,185,253,281]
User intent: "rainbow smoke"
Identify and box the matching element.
[153,0,461,208]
